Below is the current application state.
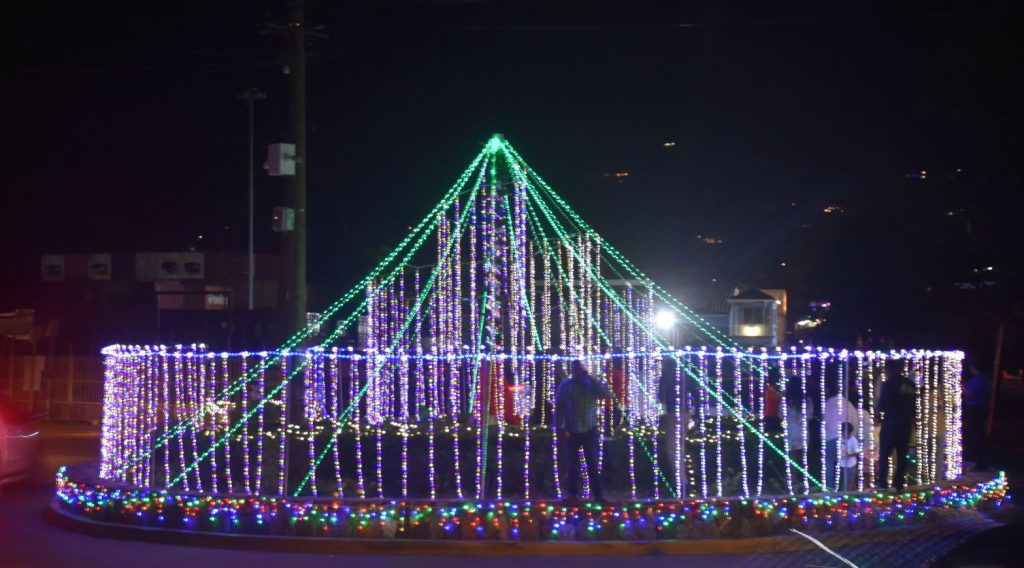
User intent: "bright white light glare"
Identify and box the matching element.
[740,324,766,337]
[654,310,677,330]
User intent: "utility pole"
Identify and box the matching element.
[987,321,1004,435]
[239,87,266,311]
[265,0,328,494]
[281,0,309,339]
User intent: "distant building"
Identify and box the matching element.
[670,285,732,346]
[727,288,784,347]
[605,281,787,348]
[36,251,284,351]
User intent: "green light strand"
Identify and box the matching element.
[165,150,487,485]
[494,146,675,496]
[517,159,677,495]
[476,152,502,498]
[291,154,488,496]
[520,166,823,491]
[510,143,807,492]
[501,193,543,353]
[518,181,612,349]
[527,167,776,387]
[505,142,738,350]
[508,156,669,494]
[505,141,767,406]
[169,301,368,488]
[123,148,488,479]
[510,140,781,425]
[464,284,491,497]
[465,291,492,415]
[536,206,824,492]
[465,153,498,415]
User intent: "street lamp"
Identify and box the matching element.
[238,87,267,310]
[654,309,677,331]
[655,309,679,347]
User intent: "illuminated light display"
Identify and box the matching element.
[96,346,965,502]
[54,466,1007,541]
[78,136,982,544]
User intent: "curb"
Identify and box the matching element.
[44,498,936,556]
[42,432,101,440]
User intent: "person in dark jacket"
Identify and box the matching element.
[877,360,917,490]
[555,359,611,502]
[962,362,990,471]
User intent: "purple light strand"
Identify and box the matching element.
[161,351,170,488]
[277,354,288,496]
[353,356,366,497]
[734,350,749,498]
[780,353,793,494]
[207,355,219,493]
[173,353,189,491]
[330,352,343,497]
[756,352,767,496]
[241,353,251,494]
[256,353,266,494]
[698,352,708,498]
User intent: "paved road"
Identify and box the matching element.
[0,428,1015,568]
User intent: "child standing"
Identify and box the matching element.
[840,422,861,491]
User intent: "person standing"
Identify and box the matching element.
[878,360,917,491]
[824,382,857,491]
[784,375,813,491]
[609,356,627,429]
[840,422,861,491]
[555,359,612,503]
[657,358,685,494]
[962,362,990,471]
[764,379,783,433]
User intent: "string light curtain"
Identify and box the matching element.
[98,136,964,501]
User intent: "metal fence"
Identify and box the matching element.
[0,355,104,423]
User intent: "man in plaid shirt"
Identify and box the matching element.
[555,360,612,502]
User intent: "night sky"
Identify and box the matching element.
[3,1,1023,345]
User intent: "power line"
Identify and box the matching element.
[2,58,277,75]
[0,62,275,84]
[0,42,280,56]
[341,7,1021,33]
[438,10,1019,32]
